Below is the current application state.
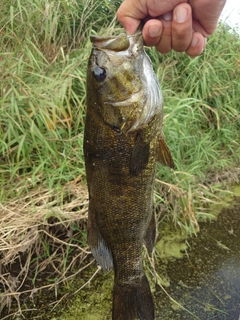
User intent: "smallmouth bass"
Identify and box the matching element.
[84,31,174,320]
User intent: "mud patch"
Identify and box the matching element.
[3,189,240,320]
[155,199,240,319]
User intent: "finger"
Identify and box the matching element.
[189,0,226,35]
[172,3,192,52]
[155,12,173,54]
[192,19,210,38]
[185,32,206,58]
[117,0,145,34]
[117,15,141,35]
[117,0,189,35]
[142,20,163,47]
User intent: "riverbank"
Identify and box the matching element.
[3,186,239,320]
[0,0,240,318]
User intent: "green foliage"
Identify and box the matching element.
[0,0,240,212]
[0,1,240,316]
[149,24,240,224]
[0,0,118,199]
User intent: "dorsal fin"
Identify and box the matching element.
[157,136,174,169]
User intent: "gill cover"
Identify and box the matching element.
[89,32,163,133]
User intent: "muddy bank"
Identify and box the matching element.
[3,192,240,320]
[155,198,240,319]
[56,194,240,320]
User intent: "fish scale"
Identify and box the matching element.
[84,30,174,320]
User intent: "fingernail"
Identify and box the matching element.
[191,35,199,47]
[149,25,161,37]
[163,12,172,21]
[175,7,188,23]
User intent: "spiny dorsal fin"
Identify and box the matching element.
[157,136,174,169]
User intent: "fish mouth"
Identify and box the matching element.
[104,90,146,132]
[104,89,142,106]
[90,31,142,53]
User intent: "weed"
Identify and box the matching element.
[0,0,240,317]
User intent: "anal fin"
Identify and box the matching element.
[87,208,113,271]
[144,207,156,253]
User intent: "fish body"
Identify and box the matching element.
[84,31,173,320]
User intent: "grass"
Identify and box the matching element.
[0,0,240,317]
[150,24,240,226]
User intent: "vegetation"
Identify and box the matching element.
[0,0,239,318]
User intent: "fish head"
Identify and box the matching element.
[87,32,163,132]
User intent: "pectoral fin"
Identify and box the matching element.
[130,131,150,176]
[87,207,113,271]
[157,136,174,169]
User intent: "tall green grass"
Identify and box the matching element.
[1,0,89,199]
[150,24,240,225]
[1,0,240,316]
[1,0,240,209]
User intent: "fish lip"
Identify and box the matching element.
[90,34,119,44]
[90,33,129,51]
[90,31,141,41]
[104,90,145,132]
[104,89,142,106]
[90,31,143,52]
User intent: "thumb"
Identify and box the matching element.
[117,0,147,34]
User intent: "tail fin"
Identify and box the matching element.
[112,274,154,320]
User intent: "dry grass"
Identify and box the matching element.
[0,0,240,317]
[1,168,239,318]
[0,180,89,317]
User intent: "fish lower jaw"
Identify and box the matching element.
[105,89,142,107]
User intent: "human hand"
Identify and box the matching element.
[117,0,226,57]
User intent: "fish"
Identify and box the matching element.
[83,30,174,320]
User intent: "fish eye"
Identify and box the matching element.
[93,66,106,82]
